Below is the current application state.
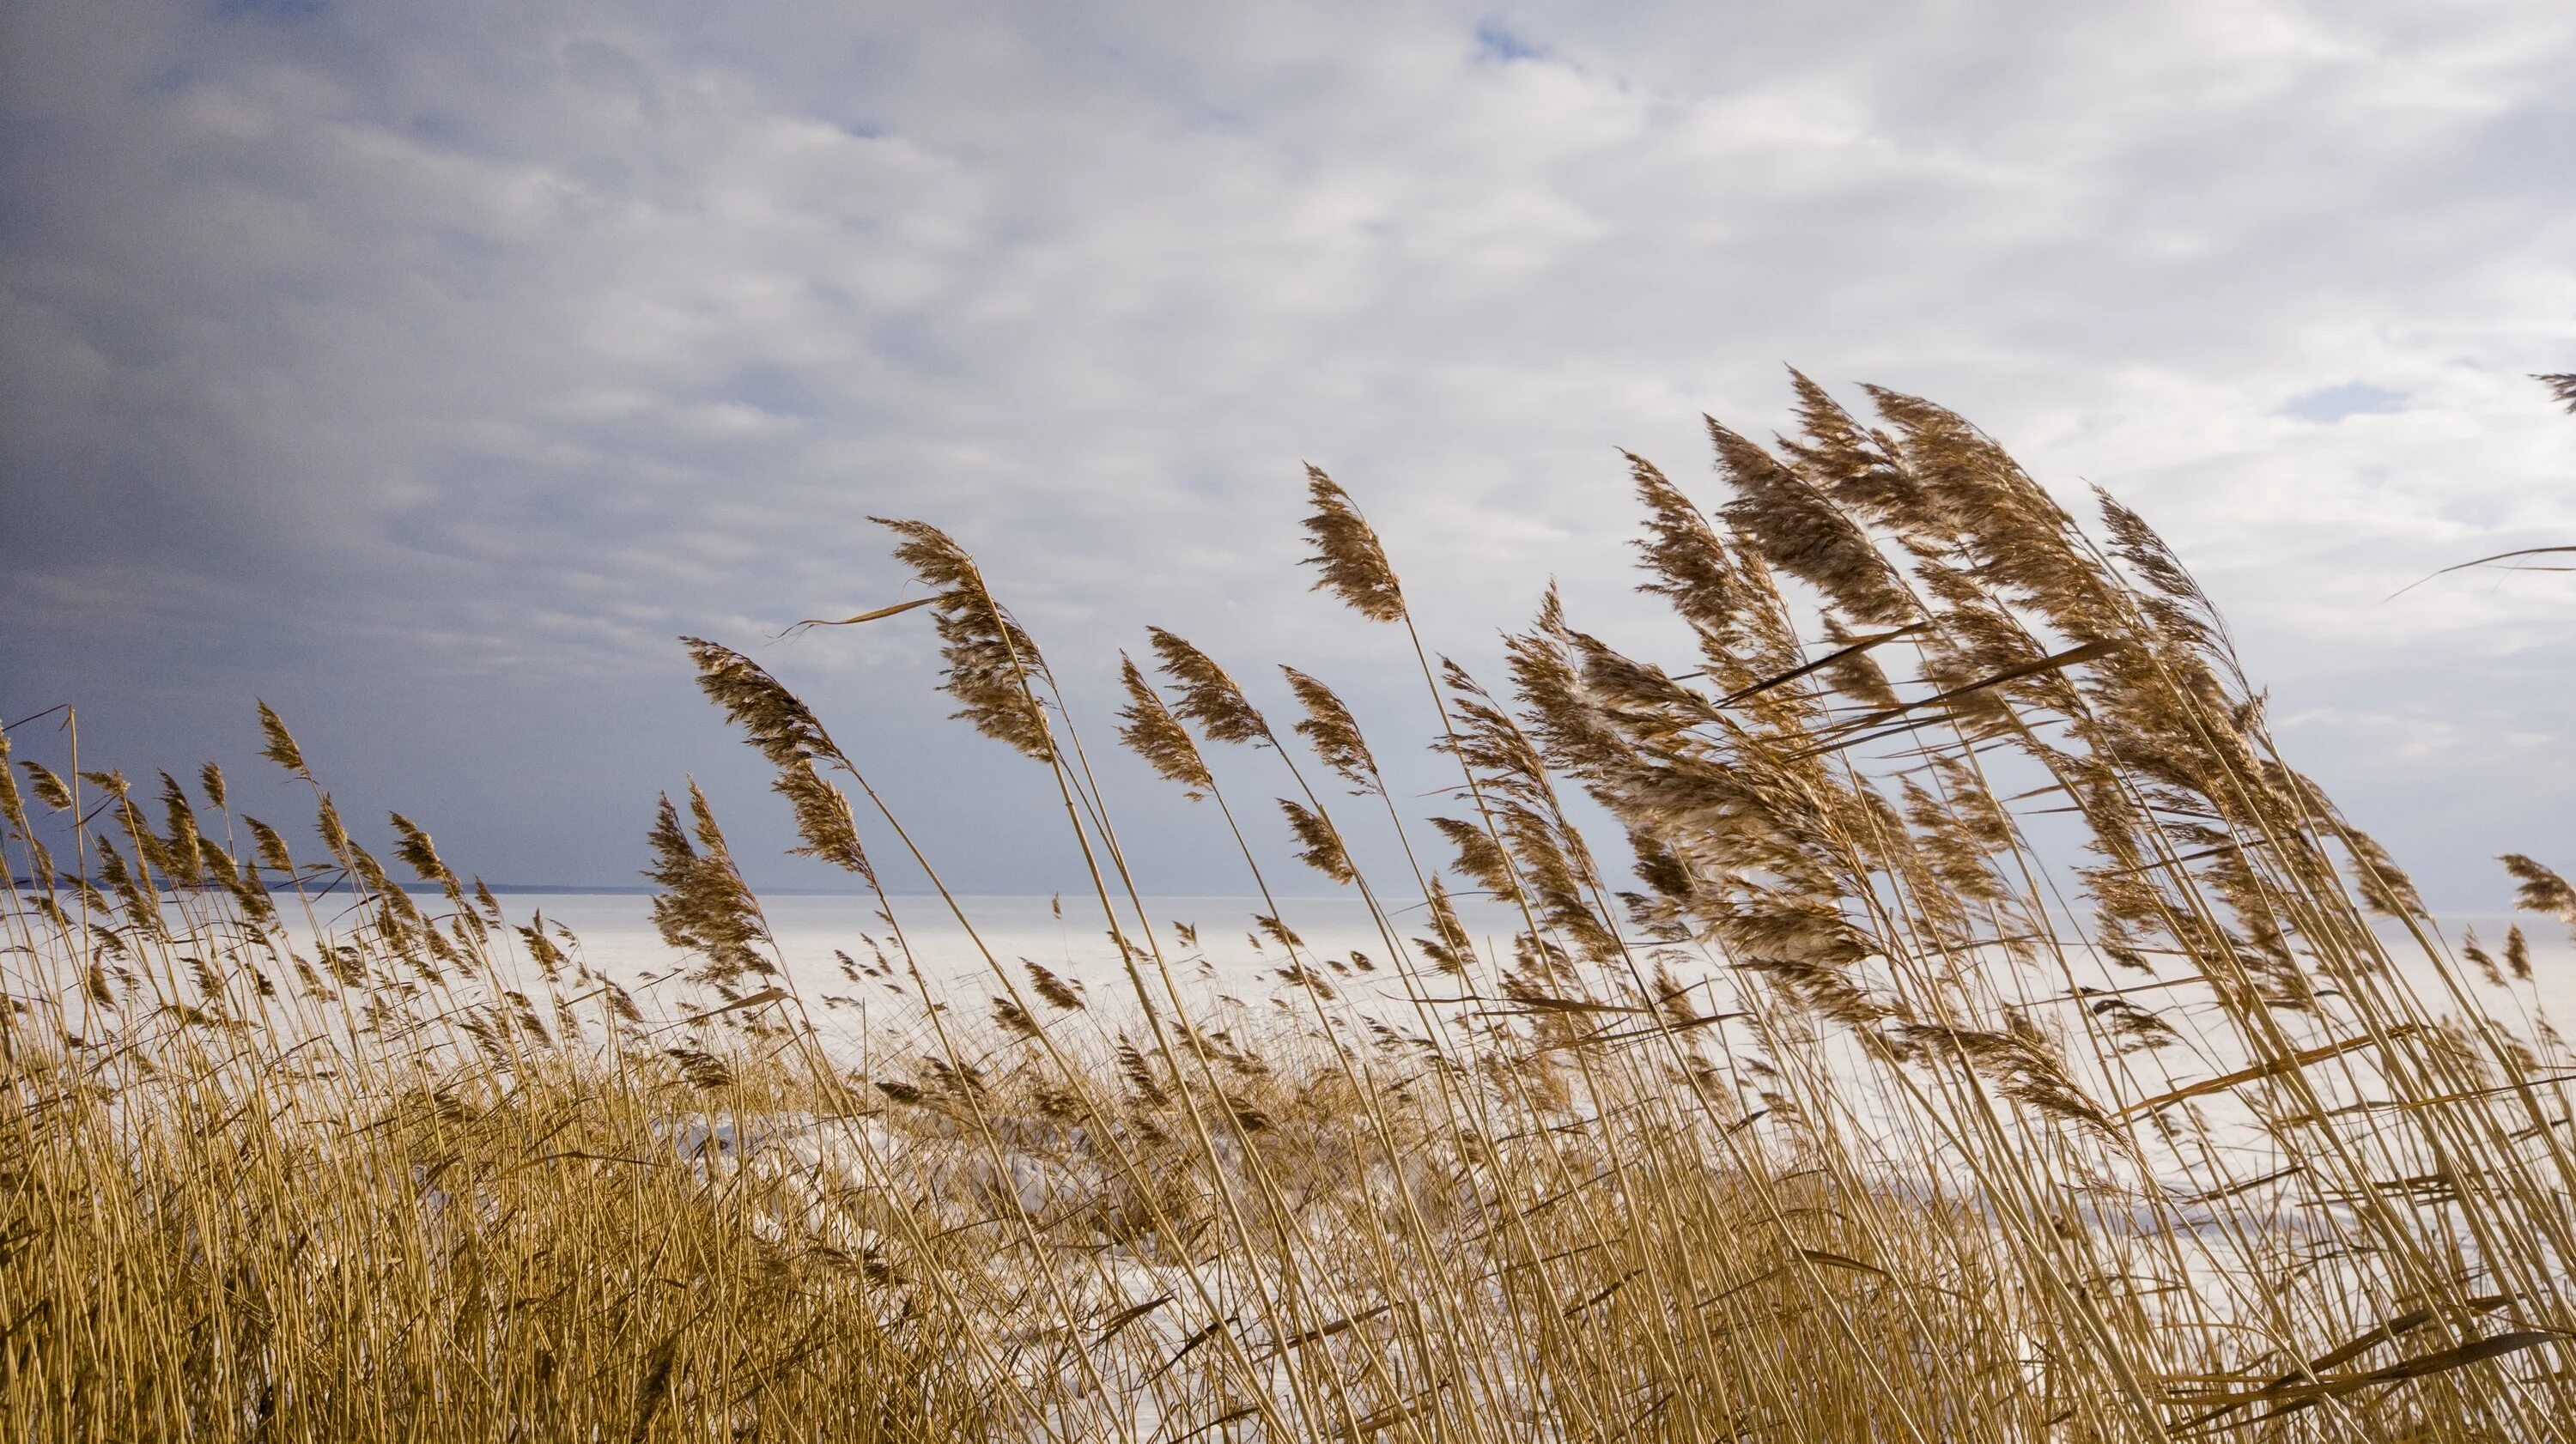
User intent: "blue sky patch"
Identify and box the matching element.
[2281,381,2409,422]
[1475,21,1546,64]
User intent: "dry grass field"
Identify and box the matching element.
[7,378,2575,1441]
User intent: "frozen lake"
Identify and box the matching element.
[503,889,2572,992]
[15,878,2566,1063]
[489,890,1532,1050]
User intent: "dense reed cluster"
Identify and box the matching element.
[6,376,2575,1441]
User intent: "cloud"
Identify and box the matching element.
[3,0,2571,904]
[2281,381,2409,422]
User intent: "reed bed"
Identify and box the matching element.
[8,377,2576,1441]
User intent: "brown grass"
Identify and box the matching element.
[6,378,2575,1441]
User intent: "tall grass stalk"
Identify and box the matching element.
[8,379,2576,1441]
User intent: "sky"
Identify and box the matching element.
[3,0,2571,906]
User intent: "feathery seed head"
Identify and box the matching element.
[1280,666,1379,794]
[314,792,353,860]
[256,701,309,778]
[388,812,457,891]
[2344,827,2425,921]
[1628,452,1760,661]
[2464,930,2506,988]
[1710,416,1917,628]
[244,816,295,875]
[155,773,205,886]
[0,743,24,840]
[2501,853,2576,945]
[1146,628,1271,746]
[1278,798,1356,884]
[1115,654,1216,795]
[683,637,838,770]
[644,781,775,986]
[1780,368,1930,535]
[21,761,72,813]
[1432,816,1520,905]
[774,760,876,884]
[1299,465,1406,622]
[873,518,1057,763]
[1418,875,1479,975]
[1025,961,1084,1010]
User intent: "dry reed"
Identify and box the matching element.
[5,378,2574,1442]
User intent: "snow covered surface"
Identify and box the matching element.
[482,890,2576,1033]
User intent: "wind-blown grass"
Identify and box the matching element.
[7,376,2576,1441]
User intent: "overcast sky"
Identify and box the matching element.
[3,0,2570,905]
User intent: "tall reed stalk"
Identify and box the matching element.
[7,378,2574,1441]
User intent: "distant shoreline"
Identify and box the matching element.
[1,877,1368,902]
[9,876,2541,914]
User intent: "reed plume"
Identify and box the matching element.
[11,375,2574,1444]
[1280,666,1381,796]
[681,636,878,886]
[1145,627,1273,747]
[875,517,1055,762]
[1115,654,1216,797]
[1277,797,1356,884]
[644,780,775,989]
[2504,852,2576,944]
[1298,464,1406,622]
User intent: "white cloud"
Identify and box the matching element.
[2,0,2570,901]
